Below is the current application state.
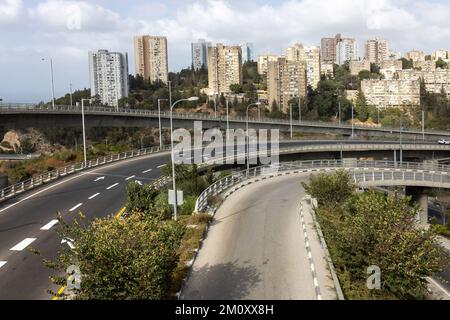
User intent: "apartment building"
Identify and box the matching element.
[361,79,420,108]
[404,50,426,62]
[267,57,307,113]
[257,54,279,75]
[413,60,436,71]
[207,44,243,95]
[335,36,359,65]
[380,60,403,70]
[431,49,448,61]
[321,62,334,78]
[365,38,389,64]
[349,59,370,76]
[286,44,321,89]
[397,69,450,96]
[321,34,340,63]
[88,50,129,108]
[134,35,169,83]
[240,42,254,63]
[191,39,212,70]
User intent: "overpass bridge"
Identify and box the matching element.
[195,159,450,224]
[1,104,450,141]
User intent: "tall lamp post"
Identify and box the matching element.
[170,96,199,221]
[42,58,56,109]
[69,83,73,107]
[246,102,261,171]
[225,97,230,141]
[158,98,168,149]
[351,104,355,139]
[81,98,92,166]
[289,104,293,140]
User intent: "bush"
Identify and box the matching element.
[45,212,185,300]
[180,196,197,215]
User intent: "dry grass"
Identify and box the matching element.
[169,213,213,298]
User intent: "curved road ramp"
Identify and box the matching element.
[181,175,338,300]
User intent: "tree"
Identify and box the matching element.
[43,212,185,300]
[400,58,414,70]
[355,90,369,122]
[230,83,243,94]
[302,170,355,207]
[436,58,448,69]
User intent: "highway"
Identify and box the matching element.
[182,174,337,300]
[0,139,447,299]
[0,151,171,299]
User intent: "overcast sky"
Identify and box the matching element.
[1,0,450,102]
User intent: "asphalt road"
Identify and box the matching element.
[0,151,171,299]
[0,139,444,300]
[182,175,337,300]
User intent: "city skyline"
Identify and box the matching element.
[2,0,450,102]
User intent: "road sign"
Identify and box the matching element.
[169,190,184,206]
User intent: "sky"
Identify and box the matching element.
[1,0,450,103]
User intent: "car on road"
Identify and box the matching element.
[438,139,450,145]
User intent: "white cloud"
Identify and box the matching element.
[28,0,121,31]
[0,0,22,23]
[3,0,450,102]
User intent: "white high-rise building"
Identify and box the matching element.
[241,42,254,63]
[191,39,212,70]
[89,50,129,108]
[335,37,359,65]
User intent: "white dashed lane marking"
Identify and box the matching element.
[142,169,153,173]
[157,165,166,169]
[10,238,37,251]
[40,220,58,231]
[0,261,6,269]
[94,176,105,182]
[125,175,136,181]
[88,193,100,200]
[106,183,119,190]
[69,203,83,212]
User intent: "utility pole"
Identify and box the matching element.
[69,83,73,107]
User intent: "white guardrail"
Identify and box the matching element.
[0,145,172,204]
[194,160,450,214]
[2,104,450,136]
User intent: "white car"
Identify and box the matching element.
[438,139,450,145]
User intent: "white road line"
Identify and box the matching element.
[40,219,58,231]
[427,277,450,297]
[106,183,119,190]
[10,238,37,251]
[0,261,6,269]
[157,164,166,169]
[88,193,100,200]
[69,203,83,212]
[142,169,153,173]
[0,151,167,215]
[313,277,319,287]
[94,176,105,182]
[125,175,136,181]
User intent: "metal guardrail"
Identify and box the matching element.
[2,141,450,206]
[2,104,450,136]
[194,160,450,213]
[0,145,172,204]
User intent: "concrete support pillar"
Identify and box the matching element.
[406,187,428,225]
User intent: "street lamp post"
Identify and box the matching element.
[289,104,293,140]
[158,98,168,149]
[81,98,92,166]
[170,96,199,221]
[246,102,261,171]
[422,110,425,141]
[42,58,56,109]
[299,96,302,124]
[351,104,355,139]
[69,83,73,107]
[400,115,403,166]
[225,98,230,141]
